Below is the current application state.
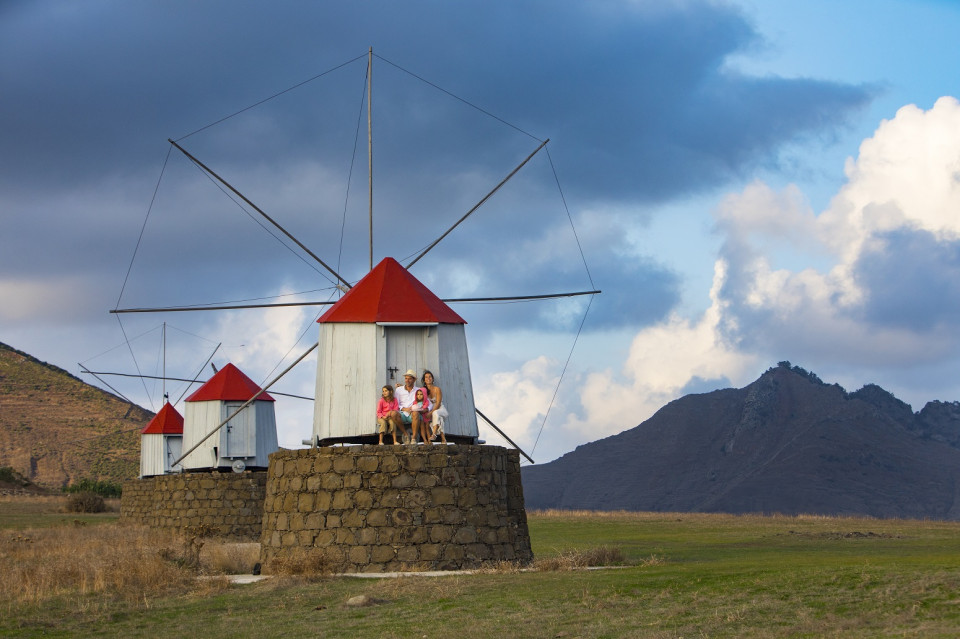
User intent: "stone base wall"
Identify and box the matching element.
[260,445,532,572]
[120,471,266,541]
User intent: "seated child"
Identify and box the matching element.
[410,387,432,445]
[376,385,400,445]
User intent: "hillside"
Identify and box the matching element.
[522,363,960,519]
[0,341,150,488]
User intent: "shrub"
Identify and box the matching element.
[0,466,30,486]
[62,478,122,498]
[65,491,106,513]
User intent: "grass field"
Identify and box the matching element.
[3,497,960,637]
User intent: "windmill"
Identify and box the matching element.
[107,49,599,467]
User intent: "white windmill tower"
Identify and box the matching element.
[180,363,278,471]
[139,401,184,477]
[312,256,478,445]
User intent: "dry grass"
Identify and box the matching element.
[199,541,261,574]
[532,545,625,571]
[474,559,525,574]
[359,573,465,602]
[264,547,340,577]
[0,494,69,511]
[473,546,634,574]
[0,524,207,607]
[3,507,960,637]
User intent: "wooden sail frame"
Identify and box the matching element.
[109,289,601,314]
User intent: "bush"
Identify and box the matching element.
[0,466,31,487]
[63,478,122,498]
[65,492,106,513]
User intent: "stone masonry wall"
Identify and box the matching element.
[120,471,266,541]
[260,445,532,572]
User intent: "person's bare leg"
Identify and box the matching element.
[412,413,422,443]
[392,412,409,443]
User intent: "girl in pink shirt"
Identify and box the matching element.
[376,386,401,445]
[410,388,432,444]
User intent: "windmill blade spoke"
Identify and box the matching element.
[110,290,600,313]
[81,370,313,401]
[445,289,600,303]
[110,301,336,314]
[475,408,534,464]
[405,139,549,269]
[168,139,352,289]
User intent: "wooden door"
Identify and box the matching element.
[385,326,427,385]
[221,402,256,458]
[165,436,182,471]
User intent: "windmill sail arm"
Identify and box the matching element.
[444,289,600,303]
[475,408,534,464]
[109,290,600,314]
[110,300,336,314]
[406,138,549,269]
[167,139,352,289]
[80,370,313,401]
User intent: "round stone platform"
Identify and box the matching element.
[260,444,532,572]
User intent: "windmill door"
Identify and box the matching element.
[220,402,255,458]
[385,326,427,385]
[165,436,182,472]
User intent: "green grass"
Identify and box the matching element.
[3,507,960,637]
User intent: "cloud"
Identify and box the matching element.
[566,260,759,436]
[1,1,875,351]
[502,95,960,462]
[1,1,873,200]
[487,260,759,462]
[0,275,94,322]
[0,1,888,464]
[716,97,960,362]
[473,355,560,451]
[855,228,960,331]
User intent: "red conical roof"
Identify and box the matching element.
[141,402,184,435]
[184,363,275,402]
[318,257,466,324]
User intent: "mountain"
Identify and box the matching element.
[522,362,960,520]
[0,341,150,488]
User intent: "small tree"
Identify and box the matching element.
[65,491,106,513]
[63,478,122,498]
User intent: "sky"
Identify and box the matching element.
[3,0,960,465]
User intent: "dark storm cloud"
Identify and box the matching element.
[854,228,960,330]
[420,248,682,334]
[1,0,876,339]
[1,1,873,199]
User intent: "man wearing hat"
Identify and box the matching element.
[395,369,422,444]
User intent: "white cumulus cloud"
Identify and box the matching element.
[504,96,960,462]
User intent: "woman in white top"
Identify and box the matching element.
[422,370,448,444]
